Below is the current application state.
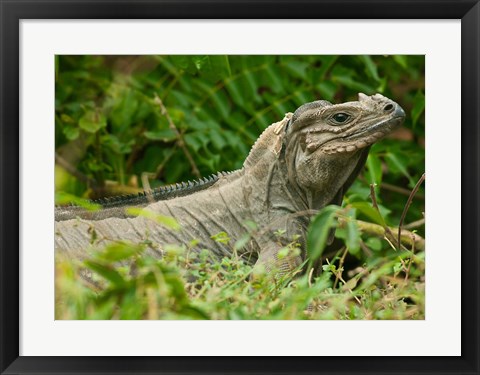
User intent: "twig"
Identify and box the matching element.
[398,173,425,251]
[307,267,314,288]
[141,172,153,193]
[254,207,425,252]
[141,147,178,202]
[359,240,373,257]
[403,218,425,230]
[55,152,97,187]
[404,233,416,283]
[326,259,362,305]
[153,147,177,180]
[337,218,425,251]
[153,94,201,178]
[380,181,425,200]
[385,237,399,252]
[333,247,348,290]
[360,176,424,200]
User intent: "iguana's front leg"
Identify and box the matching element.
[252,217,307,282]
[253,242,303,280]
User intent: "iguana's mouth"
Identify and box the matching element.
[320,116,403,155]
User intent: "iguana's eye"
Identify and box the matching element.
[332,113,350,124]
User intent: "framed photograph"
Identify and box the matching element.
[1,1,478,374]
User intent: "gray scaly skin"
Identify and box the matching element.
[55,93,405,275]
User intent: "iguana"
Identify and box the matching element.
[55,93,405,275]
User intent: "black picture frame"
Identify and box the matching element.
[1,1,478,374]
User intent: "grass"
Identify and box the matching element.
[55,229,425,320]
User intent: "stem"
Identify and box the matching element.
[398,173,426,251]
[369,184,399,250]
[153,94,201,178]
[337,218,425,251]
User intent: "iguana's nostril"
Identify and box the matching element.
[384,103,394,112]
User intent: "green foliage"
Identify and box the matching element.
[125,208,181,230]
[55,55,425,320]
[307,205,341,264]
[55,55,424,205]
[56,238,424,320]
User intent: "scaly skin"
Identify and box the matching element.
[55,93,405,275]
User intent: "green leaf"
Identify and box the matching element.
[307,205,341,263]
[234,233,251,250]
[393,262,404,274]
[376,77,387,93]
[183,133,203,152]
[62,125,80,140]
[192,55,209,71]
[317,82,337,101]
[101,134,134,154]
[195,81,231,120]
[293,90,312,106]
[222,56,232,76]
[210,55,232,77]
[107,88,140,132]
[119,287,145,319]
[184,55,232,81]
[84,260,126,286]
[316,55,339,80]
[243,71,262,103]
[60,113,75,123]
[55,192,101,211]
[284,61,309,80]
[277,247,290,259]
[168,55,191,71]
[366,153,382,186]
[211,231,230,244]
[345,209,361,255]
[265,65,285,93]
[224,79,246,109]
[209,130,227,150]
[179,306,211,320]
[365,237,383,252]
[411,90,425,127]
[393,55,408,69]
[125,208,181,230]
[332,75,374,94]
[385,153,413,183]
[96,242,144,262]
[78,110,107,133]
[350,202,386,227]
[144,129,177,142]
[359,56,380,82]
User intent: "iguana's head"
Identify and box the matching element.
[283,93,405,205]
[288,93,405,154]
